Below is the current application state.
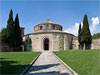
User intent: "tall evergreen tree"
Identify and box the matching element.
[81,14,92,49]
[78,23,82,49]
[6,9,15,47]
[15,14,22,48]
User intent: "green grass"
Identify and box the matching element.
[54,50,100,75]
[0,52,40,75]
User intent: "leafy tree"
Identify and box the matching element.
[6,9,15,47]
[15,14,22,47]
[81,14,92,49]
[92,33,100,39]
[0,28,7,43]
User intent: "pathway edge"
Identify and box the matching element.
[53,52,78,75]
[20,52,41,75]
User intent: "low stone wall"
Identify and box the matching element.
[91,39,100,49]
[0,42,24,52]
[72,40,79,49]
[72,39,100,49]
[0,43,9,52]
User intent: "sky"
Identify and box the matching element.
[0,0,100,36]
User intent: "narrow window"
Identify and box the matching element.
[46,25,49,29]
[52,25,55,29]
[40,26,42,30]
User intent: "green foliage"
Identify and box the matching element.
[82,14,92,44]
[0,52,40,74]
[25,35,32,51]
[1,9,22,51]
[78,14,92,49]
[78,23,81,44]
[29,37,32,48]
[6,9,15,47]
[0,28,7,43]
[54,50,100,75]
[15,14,22,47]
[92,33,100,39]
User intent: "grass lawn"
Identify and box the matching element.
[54,50,100,75]
[0,52,40,75]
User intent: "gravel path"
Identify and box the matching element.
[25,51,74,75]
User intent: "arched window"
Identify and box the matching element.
[52,25,55,29]
[46,25,49,29]
[40,26,42,30]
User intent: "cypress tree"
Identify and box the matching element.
[82,14,92,49]
[6,9,15,47]
[15,14,22,49]
[78,23,82,49]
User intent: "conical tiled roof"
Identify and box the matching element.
[39,19,56,25]
[34,19,62,32]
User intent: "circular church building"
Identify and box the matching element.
[23,19,73,52]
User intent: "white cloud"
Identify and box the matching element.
[64,17,100,36]
[90,17,99,33]
[64,22,83,35]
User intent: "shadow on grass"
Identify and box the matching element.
[0,58,29,75]
[0,58,9,59]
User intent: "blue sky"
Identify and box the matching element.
[0,0,100,35]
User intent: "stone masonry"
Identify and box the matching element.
[23,31,72,52]
[22,19,100,52]
[72,39,100,49]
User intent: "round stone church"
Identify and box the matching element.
[23,19,73,52]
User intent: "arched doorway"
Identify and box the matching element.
[43,38,49,50]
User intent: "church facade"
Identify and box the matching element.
[1,19,99,52]
[23,19,73,52]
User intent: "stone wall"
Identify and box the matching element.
[91,39,100,49]
[72,39,100,49]
[72,40,79,49]
[23,32,72,52]
[20,27,25,37]
[0,42,9,52]
[0,42,24,52]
